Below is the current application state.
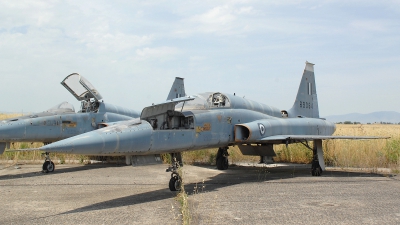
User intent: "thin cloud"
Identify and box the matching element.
[135,46,181,59]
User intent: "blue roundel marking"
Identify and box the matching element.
[258,123,265,135]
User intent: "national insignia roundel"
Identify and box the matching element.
[258,123,265,135]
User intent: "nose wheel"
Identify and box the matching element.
[169,173,182,191]
[166,154,182,191]
[42,152,55,173]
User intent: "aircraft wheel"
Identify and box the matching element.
[311,161,322,176]
[42,161,55,173]
[216,157,229,170]
[169,175,181,192]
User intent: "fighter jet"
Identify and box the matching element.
[40,62,388,191]
[1,74,185,172]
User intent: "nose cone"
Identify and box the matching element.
[40,131,105,154]
[0,121,26,141]
[40,120,153,155]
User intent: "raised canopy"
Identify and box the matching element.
[61,73,103,101]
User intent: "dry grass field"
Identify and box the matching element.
[1,112,399,172]
[0,113,23,120]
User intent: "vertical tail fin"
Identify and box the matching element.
[166,77,186,100]
[288,61,319,118]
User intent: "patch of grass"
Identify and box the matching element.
[161,153,172,164]
[78,155,88,164]
[274,143,313,164]
[59,154,65,164]
[385,139,400,164]
[175,168,191,225]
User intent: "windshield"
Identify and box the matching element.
[175,94,209,110]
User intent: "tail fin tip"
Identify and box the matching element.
[305,61,314,72]
[166,77,186,100]
[287,61,319,118]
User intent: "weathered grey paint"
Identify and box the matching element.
[0,102,139,143]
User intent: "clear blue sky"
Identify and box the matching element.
[1,1,399,116]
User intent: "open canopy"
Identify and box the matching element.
[61,73,103,101]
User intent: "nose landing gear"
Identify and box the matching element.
[166,153,182,191]
[42,152,55,173]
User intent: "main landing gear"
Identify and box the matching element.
[166,153,182,191]
[299,140,324,176]
[42,152,55,173]
[311,158,322,176]
[216,147,229,170]
[311,139,325,176]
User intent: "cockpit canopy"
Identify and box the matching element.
[1,101,75,123]
[61,73,103,102]
[61,73,103,113]
[174,92,231,111]
[45,101,75,113]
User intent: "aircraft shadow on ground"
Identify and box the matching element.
[0,163,128,181]
[59,164,387,215]
[60,189,176,215]
[184,164,387,193]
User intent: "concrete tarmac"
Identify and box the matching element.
[0,162,399,225]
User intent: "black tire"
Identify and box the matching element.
[216,157,229,170]
[311,161,322,176]
[42,161,55,173]
[169,176,181,191]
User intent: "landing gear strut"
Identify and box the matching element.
[311,140,323,176]
[166,153,182,191]
[299,140,325,176]
[311,159,322,176]
[311,145,322,176]
[42,152,55,173]
[216,147,229,170]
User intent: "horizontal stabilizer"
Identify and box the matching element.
[260,135,390,142]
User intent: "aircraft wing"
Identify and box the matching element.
[4,148,41,152]
[259,135,390,142]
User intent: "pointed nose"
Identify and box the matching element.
[40,131,105,154]
[40,121,153,155]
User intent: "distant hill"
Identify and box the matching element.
[324,111,400,124]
